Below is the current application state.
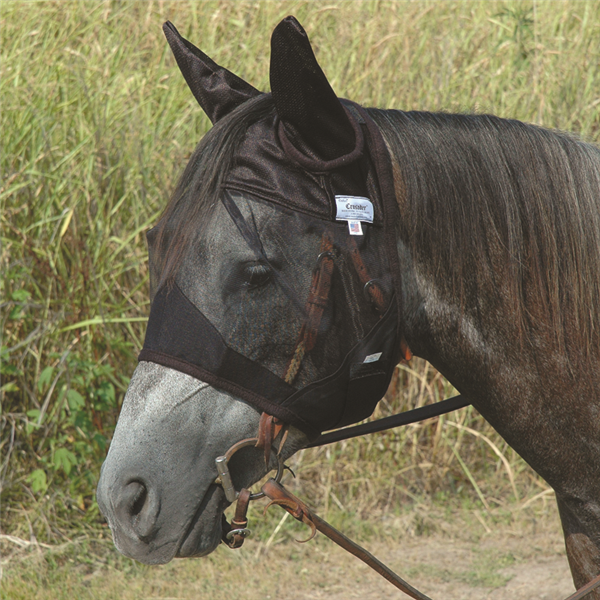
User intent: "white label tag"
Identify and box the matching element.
[348,220,363,236]
[363,352,382,364]
[335,196,374,223]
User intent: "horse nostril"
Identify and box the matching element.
[130,482,147,518]
[120,480,147,517]
[119,480,160,540]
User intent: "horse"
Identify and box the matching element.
[96,16,600,596]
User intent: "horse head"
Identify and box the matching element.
[96,17,402,564]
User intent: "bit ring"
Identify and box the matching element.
[215,438,286,503]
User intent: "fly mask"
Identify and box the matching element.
[138,17,407,439]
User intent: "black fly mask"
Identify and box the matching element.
[139,17,406,439]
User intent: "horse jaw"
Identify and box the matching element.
[96,361,308,564]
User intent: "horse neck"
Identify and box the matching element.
[376,109,600,496]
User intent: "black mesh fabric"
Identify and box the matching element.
[139,100,403,439]
[269,16,357,161]
[163,21,261,124]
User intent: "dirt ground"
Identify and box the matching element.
[286,530,573,600]
[2,504,578,600]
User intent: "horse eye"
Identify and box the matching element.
[242,262,272,289]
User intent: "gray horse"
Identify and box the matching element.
[97,17,600,596]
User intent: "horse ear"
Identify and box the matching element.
[270,16,356,161]
[163,21,261,124]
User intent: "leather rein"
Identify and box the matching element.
[217,410,600,600]
[214,232,600,599]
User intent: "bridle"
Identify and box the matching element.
[216,227,392,548]
[213,229,600,599]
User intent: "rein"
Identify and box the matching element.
[217,404,600,599]
[262,478,433,600]
[307,394,470,447]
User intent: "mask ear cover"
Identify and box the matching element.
[270,16,356,162]
[143,17,406,440]
[163,21,262,123]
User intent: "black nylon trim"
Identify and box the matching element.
[222,183,330,223]
[138,350,317,438]
[355,104,405,365]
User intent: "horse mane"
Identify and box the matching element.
[368,108,600,359]
[151,94,277,289]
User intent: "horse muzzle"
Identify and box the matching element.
[96,362,263,564]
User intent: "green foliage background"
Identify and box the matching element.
[2,0,599,550]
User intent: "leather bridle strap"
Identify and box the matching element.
[262,478,433,600]
[283,231,334,385]
[346,235,386,312]
[564,574,600,600]
[221,488,251,549]
[346,234,412,362]
[256,412,287,468]
[284,228,412,390]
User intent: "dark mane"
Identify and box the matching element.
[369,108,600,359]
[151,94,277,289]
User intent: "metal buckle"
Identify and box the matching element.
[225,527,252,541]
[317,249,335,264]
[363,278,382,296]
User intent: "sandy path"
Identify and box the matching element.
[277,530,574,600]
[2,506,579,599]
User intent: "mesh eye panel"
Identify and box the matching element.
[139,105,402,438]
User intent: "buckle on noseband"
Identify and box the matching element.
[225,526,251,541]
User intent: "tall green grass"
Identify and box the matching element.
[2,0,599,545]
